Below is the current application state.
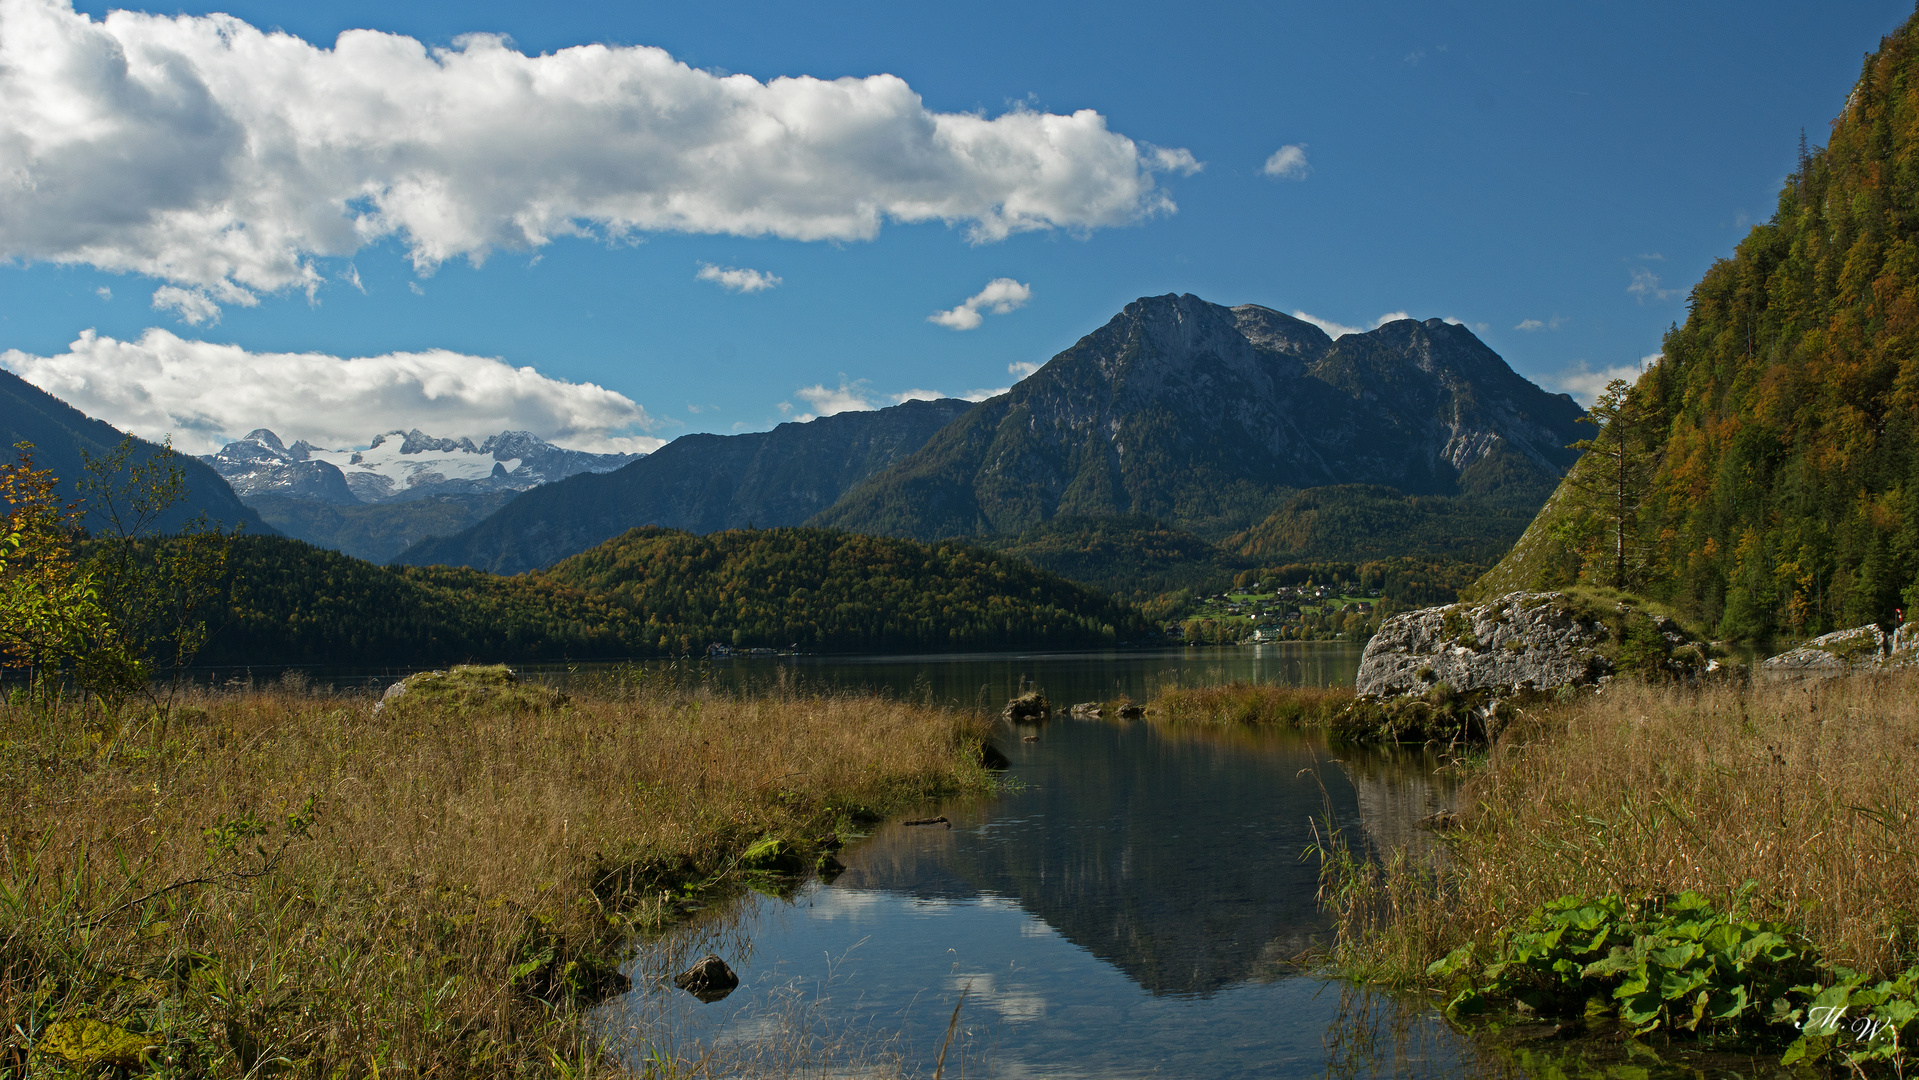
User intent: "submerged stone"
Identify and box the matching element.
[674,954,740,1002]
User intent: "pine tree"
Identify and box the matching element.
[1562,380,1662,590]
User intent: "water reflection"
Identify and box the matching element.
[607,718,1472,1077]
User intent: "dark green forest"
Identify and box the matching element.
[974,515,1249,601]
[198,527,1149,666]
[1480,12,1919,640]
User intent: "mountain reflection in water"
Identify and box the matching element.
[835,721,1363,997]
[610,717,1480,1077]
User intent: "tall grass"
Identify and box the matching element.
[1150,682,1353,727]
[0,667,993,1077]
[1321,673,1919,986]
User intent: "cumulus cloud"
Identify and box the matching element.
[1515,314,1566,332]
[1290,309,1415,338]
[0,328,663,454]
[929,278,1032,330]
[95,286,111,300]
[696,263,781,293]
[0,0,1193,320]
[1627,267,1681,303]
[791,382,875,420]
[779,379,1002,420]
[1550,353,1661,406]
[1008,360,1041,379]
[1261,144,1310,180]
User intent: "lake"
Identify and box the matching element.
[596,644,1510,1077]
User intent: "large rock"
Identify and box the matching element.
[1761,623,1919,674]
[1355,592,1705,699]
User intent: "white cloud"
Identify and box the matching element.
[793,381,876,420]
[929,277,1032,330]
[1290,309,1414,338]
[0,327,663,455]
[781,379,999,419]
[1147,146,1204,176]
[0,0,1191,320]
[95,286,111,300]
[1627,267,1681,303]
[1550,353,1661,406]
[696,263,781,293]
[151,286,225,325]
[1515,314,1566,332]
[1261,144,1310,180]
[1008,360,1041,379]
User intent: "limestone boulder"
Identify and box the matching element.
[1762,623,1919,674]
[1356,593,1610,698]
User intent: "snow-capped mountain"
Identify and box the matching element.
[203,429,643,504]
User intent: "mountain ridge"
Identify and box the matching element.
[811,293,1587,542]
[394,397,975,575]
[1,368,268,536]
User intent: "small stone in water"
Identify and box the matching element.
[674,954,739,1002]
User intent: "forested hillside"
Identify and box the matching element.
[973,516,1249,601]
[1479,13,1919,641]
[203,528,1147,665]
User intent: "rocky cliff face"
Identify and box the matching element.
[394,397,974,574]
[812,293,1588,542]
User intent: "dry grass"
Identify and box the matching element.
[1150,681,1354,727]
[1323,672,1919,985]
[0,666,993,1077]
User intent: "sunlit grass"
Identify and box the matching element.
[0,667,993,1077]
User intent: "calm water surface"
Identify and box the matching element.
[601,647,1495,1077]
[175,643,1364,705]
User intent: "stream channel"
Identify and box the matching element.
[598,644,1506,1078]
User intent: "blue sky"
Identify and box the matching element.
[0,0,1909,454]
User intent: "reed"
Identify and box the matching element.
[1320,672,1919,986]
[0,666,993,1077]
[1150,681,1354,727]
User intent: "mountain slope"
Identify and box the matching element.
[973,515,1248,601]
[1476,12,1919,641]
[1,368,267,535]
[811,294,1587,542]
[395,397,974,574]
[242,491,517,564]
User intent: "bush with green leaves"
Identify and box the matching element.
[1425,888,1919,1071]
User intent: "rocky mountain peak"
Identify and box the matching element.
[812,292,1589,542]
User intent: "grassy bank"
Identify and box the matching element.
[0,667,994,1077]
[1318,673,1919,1071]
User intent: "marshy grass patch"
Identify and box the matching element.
[0,675,992,1078]
[1150,682,1354,727]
